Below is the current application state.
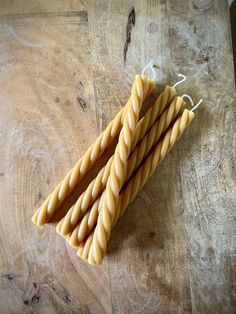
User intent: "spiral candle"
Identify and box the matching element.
[86,109,194,265]
[88,74,148,265]
[56,85,177,237]
[32,76,154,227]
[67,96,185,247]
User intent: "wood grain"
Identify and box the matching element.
[0,0,235,313]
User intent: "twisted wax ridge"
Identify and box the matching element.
[67,96,185,248]
[56,85,177,237]
[78,109,194,264]
[88,75,147,265]
[32,76,154,227]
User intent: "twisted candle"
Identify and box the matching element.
[88,74,147,265]
[85,109,194,265]
[56,85,176,237]
[113,109,195,227]
[32,76,154,227]
[67,96,185,247]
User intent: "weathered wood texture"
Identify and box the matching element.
[0,1,235,313]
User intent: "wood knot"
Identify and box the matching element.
[31,295,40,304]
[124,6,135,62]
[63,295,72,303]
[148,231,156,238]
[3,273,14,281]
[24,295,40,305]
[78,97,87,111]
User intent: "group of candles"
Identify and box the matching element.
[32,70,198,265]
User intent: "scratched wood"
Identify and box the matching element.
[0,1,235,313]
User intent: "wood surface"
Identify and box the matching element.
[0,1,235,313]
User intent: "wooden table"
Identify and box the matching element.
[0,1,235,313]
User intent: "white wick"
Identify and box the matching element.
[182,94,203,112]
[192,99,203,112]
[141,60,157,81]
[173,73,187,89]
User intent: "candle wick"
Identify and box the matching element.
[182,94,203,112]
[141,60,157,81]
[192,99,203,112]
[182,94,194,107]
[173,73,187,88]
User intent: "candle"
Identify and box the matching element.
[56,164,110,238]
[32,75,154,227]
[87,109,194,265]
[77,230,95,261]
[86,74,149,265]
[130,85,177,151]
[66,96,185,247]
[56,86,177,237]
[125,96,185,181]
[69,194,102,247]
[113,109,194,227]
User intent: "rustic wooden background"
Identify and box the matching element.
[0,1,235,313]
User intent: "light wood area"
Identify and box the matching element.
[0,1,235,313]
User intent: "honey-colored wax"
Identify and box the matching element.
[87,74,148,265]
[86,109,194,265]
[56,85,177,237]
[32,75,154,227]
[67,96,185,248]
